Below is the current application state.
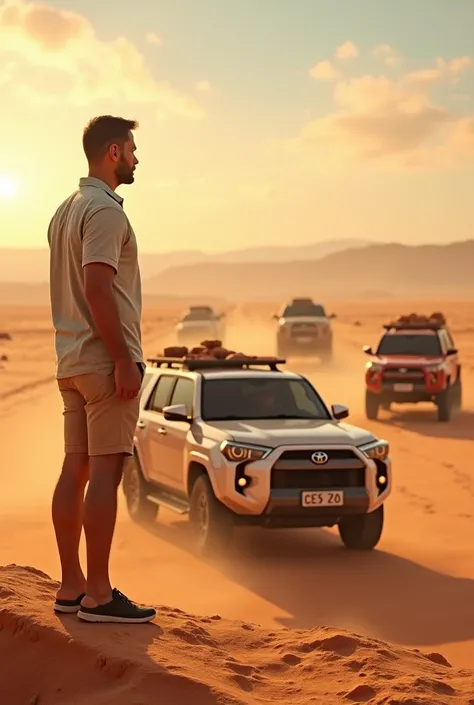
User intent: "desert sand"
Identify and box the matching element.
[2,299,474,704]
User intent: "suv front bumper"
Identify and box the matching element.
[206,443,391,522]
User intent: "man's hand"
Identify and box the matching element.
[114,359,142,399]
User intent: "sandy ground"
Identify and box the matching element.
[2,300,474,703]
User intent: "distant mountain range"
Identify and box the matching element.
[0,239,371,284]
[144,240,474,300]
[2,239,474,305]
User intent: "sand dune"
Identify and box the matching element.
[1,565,473,705]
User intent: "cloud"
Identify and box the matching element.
[146,31,162,46]
[309,60,340,81]
[195,80,212,93]
[289,53,474,170]
[372,44,401,67]
[335,41,358,60]
[0,0,203,118]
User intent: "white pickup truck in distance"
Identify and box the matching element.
[123,355,392,556]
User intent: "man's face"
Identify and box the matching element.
[114,132,139,186]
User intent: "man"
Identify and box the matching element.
[48,115,156,623]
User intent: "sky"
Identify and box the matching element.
[0,0,473,253]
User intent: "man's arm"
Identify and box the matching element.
[82,206,131,363]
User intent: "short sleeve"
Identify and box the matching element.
[82,206,129,273]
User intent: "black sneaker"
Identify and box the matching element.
[54,593,86,614]
[77,589,156,624]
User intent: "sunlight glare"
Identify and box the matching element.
[0,175,18,199]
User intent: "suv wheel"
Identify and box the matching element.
[365,390,380,420]
[123,455,159,525]
[436,388,454,422]
[189,474,234,556]
[453,377,462,410]
[338,505,384,550]
[319,347,333,364]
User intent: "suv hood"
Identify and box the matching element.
[372,354,444,366]
[207,418,375,447]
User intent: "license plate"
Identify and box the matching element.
[301,490,344,507]
[394,383,413,391]
[296,336,312,343]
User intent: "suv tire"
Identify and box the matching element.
[338,505,384,550]
[365,390,380,420]
[319,346,333,364]
[189,474,234,556]
[436,388,454,422]
[123,455,159,525]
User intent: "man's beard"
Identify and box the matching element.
[115,157,135,185]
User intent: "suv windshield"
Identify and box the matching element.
[377,333,442,356]
[201,377,331,421]
[283,302,326,318]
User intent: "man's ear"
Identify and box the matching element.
[109,143,119,161]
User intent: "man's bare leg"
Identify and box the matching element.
[81,453,124,607]
[52,452,89,600]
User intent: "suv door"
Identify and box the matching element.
[141,373,177,485]
[158,376,196,495]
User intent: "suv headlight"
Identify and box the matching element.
[358,440,389,461]
[425,363,443,372]
[366,361,382,372]
[220,441,272,462]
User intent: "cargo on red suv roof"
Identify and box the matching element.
[362,313,462,422]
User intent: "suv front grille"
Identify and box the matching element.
[271,448,366,490]
[279,449,358,462]
[382,368,425,381]
[271,468,365,490]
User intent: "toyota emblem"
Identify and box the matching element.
[311,451,329,465]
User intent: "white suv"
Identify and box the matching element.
[176,306,226,347]
[123,356,391,555]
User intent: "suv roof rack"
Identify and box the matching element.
[146,356,286,372]
[383,313,447,332]
[383,321,444,331]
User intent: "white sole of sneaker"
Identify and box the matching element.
[77,610,156,624]
[54,604,81,614]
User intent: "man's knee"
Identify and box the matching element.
[88,454,126,489]
[60,453,89,485]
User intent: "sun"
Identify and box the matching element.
[0,175,18,199]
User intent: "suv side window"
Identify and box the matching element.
[444,329,455,349]
[169,377,195,416]
[438,330,452,354]
[148,375,177,412]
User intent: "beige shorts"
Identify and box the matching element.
[58,368,142,456]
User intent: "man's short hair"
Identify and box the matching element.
[82,115,138,163]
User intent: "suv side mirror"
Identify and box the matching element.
[272,314,279,320]
[331,404,349,420]
[446,348,458,355]
[329,313,337,319]
[362,345,373,355]
[163,404,191,422]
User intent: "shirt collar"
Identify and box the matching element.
[79,177,124,205]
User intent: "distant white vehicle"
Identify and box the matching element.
[176,306,226,347]
[274,298,336,362]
